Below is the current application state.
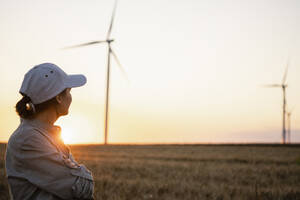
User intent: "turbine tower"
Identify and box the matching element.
[263,62,289,144]
[64,0,126,145]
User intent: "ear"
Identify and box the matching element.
[56,95,63,104]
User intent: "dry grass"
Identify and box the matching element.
[1,143,300,200]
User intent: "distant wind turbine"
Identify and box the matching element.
[63,0,127,145]
[287,106,295,144]
[263,61,289,144]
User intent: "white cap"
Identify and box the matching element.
[20,63,87,104]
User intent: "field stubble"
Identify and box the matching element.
[1,144,300,200]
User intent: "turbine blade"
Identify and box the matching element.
[290,105,296,113]
[106,0,118,40]
[62,40,106,49]
[110,47,129,82]
[282,60,289,84]
[261,84,282,88]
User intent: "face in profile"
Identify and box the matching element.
[56,88,72,116]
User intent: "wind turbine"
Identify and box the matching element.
[263,62,289,144]
[63,0,126,145]
[287,106,295,144]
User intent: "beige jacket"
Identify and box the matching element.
[5,119,94,200]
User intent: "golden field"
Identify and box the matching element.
[1,143,300,200]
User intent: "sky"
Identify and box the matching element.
[0,0,300,144]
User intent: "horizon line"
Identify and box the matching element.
[1,142,300,146]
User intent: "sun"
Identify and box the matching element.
[57,113,99,144]
[61,127,75,144]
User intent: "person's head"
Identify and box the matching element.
[16,63,86,119]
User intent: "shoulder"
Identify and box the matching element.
[8,122,52,151]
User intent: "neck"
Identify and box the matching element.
[34,108,59,125]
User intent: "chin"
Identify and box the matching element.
[61,110,69,116]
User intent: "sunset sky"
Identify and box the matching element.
[1,0,300,144]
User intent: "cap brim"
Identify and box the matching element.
[65,74,87,88]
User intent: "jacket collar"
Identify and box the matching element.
[21,118,69,156]
[22,118,61,138]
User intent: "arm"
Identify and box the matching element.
[20,132,94,199]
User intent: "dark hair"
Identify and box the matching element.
[15,89,67,119]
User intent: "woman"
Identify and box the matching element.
[5,63,94,200]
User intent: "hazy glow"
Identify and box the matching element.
[1,0,300,144]
[57,113,99,144]
[61,127,74,144]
